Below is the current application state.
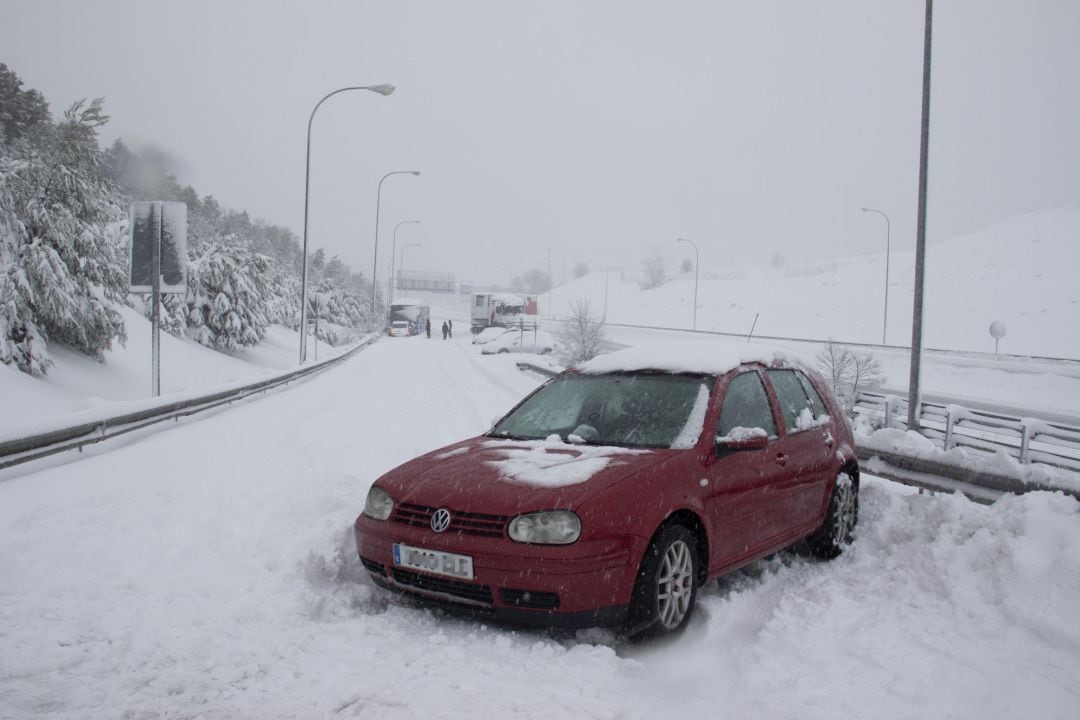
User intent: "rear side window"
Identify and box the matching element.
[766,369,828,433]
[796,372,828,418]
[717,372,777,439]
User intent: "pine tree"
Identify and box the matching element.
[1,96,128,375]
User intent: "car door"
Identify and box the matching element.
[763,368,836,533]
[702,368,791,572]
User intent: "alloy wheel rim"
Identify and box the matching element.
[833,478,856,546]
[656,539,694,629]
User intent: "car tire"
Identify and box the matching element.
[627,524,698,637]
[805,471,858,559]
[497,348,509,354]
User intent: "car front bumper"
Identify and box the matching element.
[355,514,641,628]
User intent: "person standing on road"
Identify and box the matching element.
[441,321,448,340]
[447,319,453,338]
[426,318,431,338]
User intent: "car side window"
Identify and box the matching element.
[766,369,823,433]
[796,371,828,419]
[717,371,777,439]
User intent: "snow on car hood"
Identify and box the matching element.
[479,436,650,488]
[378,436,665,514]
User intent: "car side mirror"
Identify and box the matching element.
[715,431,769,454]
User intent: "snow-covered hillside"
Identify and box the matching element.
[545,206,1080,359]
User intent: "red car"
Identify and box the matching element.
[355,341,859,636]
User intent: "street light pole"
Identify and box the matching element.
[299,83,394,364]
[372,170,421,318]
[676,238,699,331]
[862,207,891,345]
[389,220,420,307]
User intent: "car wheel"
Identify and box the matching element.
[497,348,509,354]
[539,347,553,355]
[805,471,858,559]
[628,524,698,636]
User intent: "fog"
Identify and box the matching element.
[3,0,1078,287]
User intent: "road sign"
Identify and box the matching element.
[129,202,188,397]
[130,202,187,294]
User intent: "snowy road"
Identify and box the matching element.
[2,334,1079,719]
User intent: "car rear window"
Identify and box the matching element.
[767,369,827,433]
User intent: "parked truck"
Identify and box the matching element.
[470,292,538,334]
[388,298,430,337]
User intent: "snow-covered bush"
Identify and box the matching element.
[816,340,886,414]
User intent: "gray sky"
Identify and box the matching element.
[4,0,1078,287]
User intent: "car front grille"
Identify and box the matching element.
[499,588,561,610]
[391,502,508,538]
[391,568,495,606]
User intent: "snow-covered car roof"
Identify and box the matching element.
[472,327,515,344]
[576,339,809,376]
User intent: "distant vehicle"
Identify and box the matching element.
[480,328,556,355]
[356,340,860,637]
[470,293,538,334]
[471,327,515,346]
[388,298,430,337]
[388,320,412,337]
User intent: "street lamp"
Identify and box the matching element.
[862,207,891,345]
[389,220,421,307]
[372,170,421,316]
[299,83,394,364]
[676,238,699,331]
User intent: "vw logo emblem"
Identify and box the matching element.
[430,508,452,533]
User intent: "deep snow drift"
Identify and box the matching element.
[1,334,1078,719]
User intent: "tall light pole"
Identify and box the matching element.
[862,207,891,345]
[389,220,420,307]
[676,238,699,331]
[299,83,394,364]
[372,170,421,317]
[909,0,934,431]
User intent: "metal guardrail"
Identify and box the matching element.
[0,337,375,472]
[854,391,1080,474]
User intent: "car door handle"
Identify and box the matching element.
[775,453,789,467]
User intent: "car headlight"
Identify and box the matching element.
[362,486,395,521]
[508,511,581,545]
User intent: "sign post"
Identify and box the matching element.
[989,320,1007,355]
[130,202,188,397]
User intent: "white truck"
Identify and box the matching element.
[470,292,538,334]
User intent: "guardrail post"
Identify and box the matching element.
[1019,420,1033,465]
[943,406,955,451]
[884,395,899,429]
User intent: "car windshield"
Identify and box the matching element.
[490,373,714,449]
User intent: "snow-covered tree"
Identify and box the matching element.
[554,297,606,366]
[184,243,271,350]
[640,255,665,289]
[1,96,128,375]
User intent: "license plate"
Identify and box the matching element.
[393,543,474,580]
